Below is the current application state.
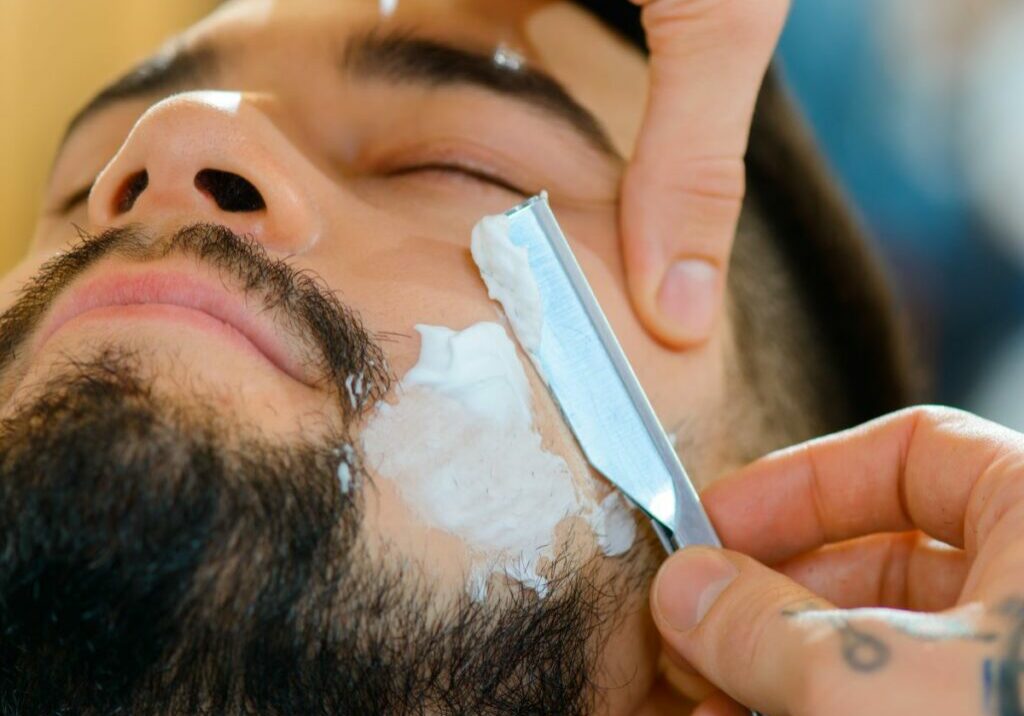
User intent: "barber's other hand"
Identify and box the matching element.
[651,406,1024,715]
[622,0,790,347]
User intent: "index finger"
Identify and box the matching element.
[622,0,790,346]
[702,406,1024,564]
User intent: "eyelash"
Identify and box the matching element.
[387,163,530,197]
[57,163,528,215]
[58,183,94,214]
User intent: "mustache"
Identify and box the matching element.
[0,224,390,417]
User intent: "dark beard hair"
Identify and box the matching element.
[0,225,618,715]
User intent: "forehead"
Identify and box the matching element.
[195,0,548,51]
[182,0,646,156]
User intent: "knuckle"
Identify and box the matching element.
[786,628,846,715]
[696,581,778,676]
[681,157,747,203]
[641,0,790,50]
[906,404,971,428]
[898,405,1024,548]
[643,156,746,205]
[723,587,806,672]
[967,458,1024,550]
[893,404,963,434]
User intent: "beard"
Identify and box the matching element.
[0,225,615,716]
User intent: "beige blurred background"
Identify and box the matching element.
[0,0,218,274]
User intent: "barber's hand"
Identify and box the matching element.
[622,0,790,347]
[651,406,1024,715]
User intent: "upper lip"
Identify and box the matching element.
[34,266,314,387]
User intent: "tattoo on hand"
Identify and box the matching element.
[987,598,1024,716]
[781,603,998,675]
[782,605,890,673]
[836,620,891,673]
[777,596,1024,713]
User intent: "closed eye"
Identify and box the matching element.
[56,182,95,215]
[55,165,530,215]
[386,163,531,198]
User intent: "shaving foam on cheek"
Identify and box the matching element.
[335,444,356,495]
[588,493,636,557]
[470,210,638,554]
[362,322,583,597]
[471,214,544,356]
[400,323,532,427]
[362,211,638,598]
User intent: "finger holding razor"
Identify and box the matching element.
[622,0,790,347]
[652,406,1024,715]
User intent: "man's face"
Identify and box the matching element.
[0,0,736,712]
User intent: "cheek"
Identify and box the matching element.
[347,233,482,314]
[301,213,509,377]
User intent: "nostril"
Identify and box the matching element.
[114,170,149,214]
[194,169,266,213]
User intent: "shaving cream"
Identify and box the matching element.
[362,322,585,597]
[335,443,356,494]
[470,210,641,550]
[470,214,544,356]
[344,372,368,412]
[360,212,637,598]
[588,493,636,557]
[337,461,353,494]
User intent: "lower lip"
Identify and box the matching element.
[42,303,283,372]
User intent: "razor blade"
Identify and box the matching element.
[503,194,721,553]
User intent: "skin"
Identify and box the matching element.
[20,0,730,449]
[27,2,1007,713]
[0,0,787,713]
[623,2,1024,713]
[623,0,789,347]
[653,406,1024,715]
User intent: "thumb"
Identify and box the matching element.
[651,547,832,716]
[622,0,789,347]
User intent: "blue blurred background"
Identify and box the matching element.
[778,0,1024,428]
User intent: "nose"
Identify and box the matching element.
[89,91,321,253]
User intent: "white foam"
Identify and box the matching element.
[337,461,353,494]
[471,210,638,562]
[471,214,544,356]
[335,443,356,494]
[588,493,637,557]
[360,211,638,597]
[362,323,582,597]
[399,323,532,428]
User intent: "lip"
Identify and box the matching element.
[35,268,313,387]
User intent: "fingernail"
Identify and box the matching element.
[654,548,738,632]
[657,259,719,340]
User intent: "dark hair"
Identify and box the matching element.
[573,2,915,452]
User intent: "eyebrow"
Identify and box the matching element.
[61,44,218,146]
[343,31,617,156]
[60,31,618,159]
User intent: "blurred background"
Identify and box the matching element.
[2,0,1024,426]
[0,0,218,271]
[777,0,1024,428]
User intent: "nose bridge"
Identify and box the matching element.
[88,91,321,253]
